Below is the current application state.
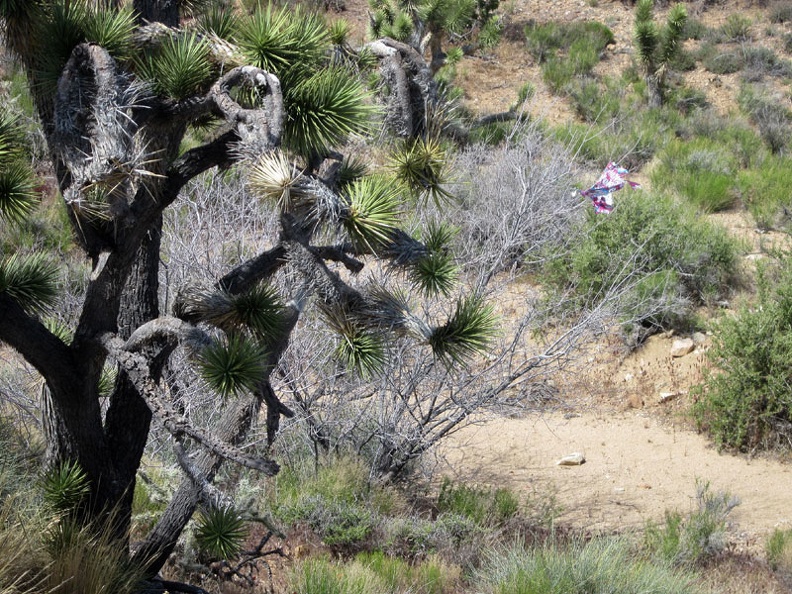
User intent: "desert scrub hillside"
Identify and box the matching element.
[2,0,792,593]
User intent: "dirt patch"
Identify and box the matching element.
[439,328,792,556]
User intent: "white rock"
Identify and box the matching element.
[692,332,708,345]
[670,338,695,357]
[556,453,586,466]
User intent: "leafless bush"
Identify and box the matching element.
[445,124,585,288]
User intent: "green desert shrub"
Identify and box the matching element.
[766,527,792,572]
[555,109,668,169]
[524,20,613,63]
[741,46,792,81]
[524,20,613,93]
[272,456,396,548]
[651,137,738,212]
[720,14,752,42]
[736,155,792,230]
[437,478,520,527]
[702,49,744,74]
[644,481,740,566]
[289,553,459,594]
[738,84,792,154]
[693,260,792,452]
[475,538,699,594]
[567,76,623,122]
[769,1,792,24]
[542,190,740,335]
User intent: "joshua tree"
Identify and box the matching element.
[0,0,492,586]
[369,0,498,73]
[634,0,687,107]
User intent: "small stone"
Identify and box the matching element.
[556,453,586,466]
[624,373,634,382]
[692,332,708,345]
[626,393,644,409]
[670,338,695,357]
[659,391,678,403]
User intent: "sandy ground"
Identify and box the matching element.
[438,329,792,554]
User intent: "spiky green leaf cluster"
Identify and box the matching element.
[660,3,688,64]
[232,284,286,340]
[635,20,658,67]
[37,2,136,96]
[197,333,266,397]
[342,175,402,252]
[391,137,453,204]
[429,294,497,364]
[198,5,239,40]
[336,155,369,192]
[195,506,247,560]
[176,284,286,339]
[410,222,458,296]
[98,364,118,398]
[137,32,214,101]
[329,19,352,46]
[248,151,309,211]
[41,460,90,514]
[0,161,37,223]
[285,67,378,158]
[0,0,38,20]
[236,4,329,87]
[322,304,386,376]
[418,0,476,34]
[0,99,38,223]
[0,253,59,315]
[81,4,136,59]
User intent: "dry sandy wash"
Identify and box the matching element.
[438,330,792,554]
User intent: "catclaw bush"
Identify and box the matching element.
[541,190,740,338]
[693,259,792,453]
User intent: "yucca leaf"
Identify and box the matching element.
[41,460,90,514]
[410,223,458,297]
[0,0,39,20]
[342,175,401,253]
[195,505,247,560]
[0,253,59,315]
[0,162,38,223]
[634,21,658,66]
[322,304,385,376]
[82,5,136,60]
[329,19,351,46]
[248,151,310,211]
[137,32,213,100]
[429,294,497,364]
[36,1,91,97]
[364,285,433,340]
[411,252,457,297]
[388,11,414,42]
[660,4,687,63]
[197,333,266,397]
[635,0,654,25]
[443,0,476,34]
[98,364,118,398]
[336,155,368,192]
[44,318,73,344]
[390,137,453,204]
[0,108,27,160]
[236,4,329,87]
[198,4,239,40]
[284,67,378,158]
[231,284,286,340]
